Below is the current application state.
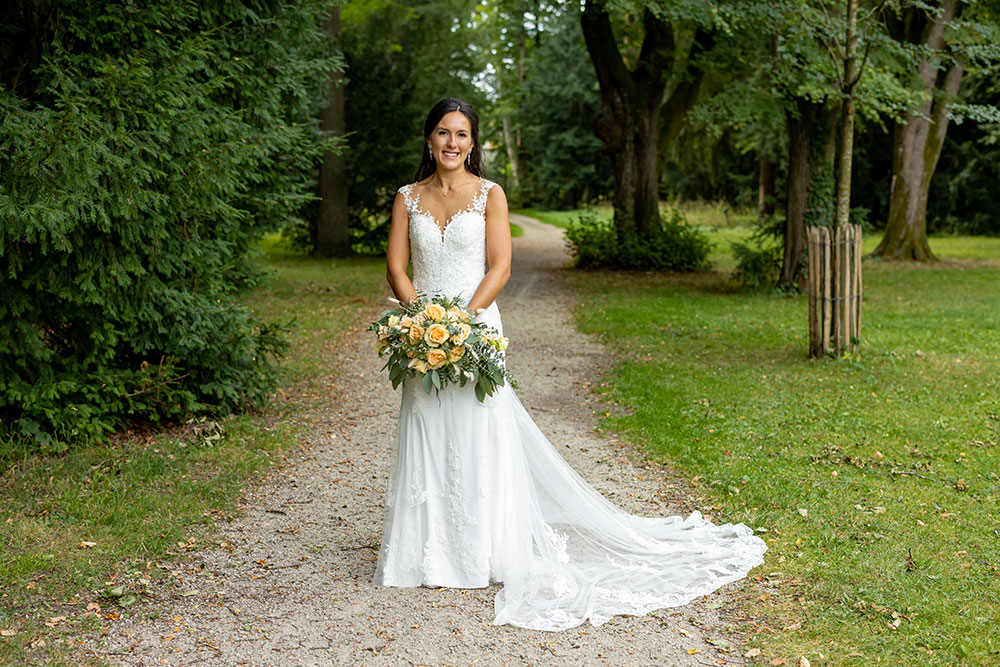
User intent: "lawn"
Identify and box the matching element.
[0,244,387,665]
[567,229,1000,665]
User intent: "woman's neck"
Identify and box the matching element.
[431,167,476,194]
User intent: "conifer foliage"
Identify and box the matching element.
[0,1,341,450]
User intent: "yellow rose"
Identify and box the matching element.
[423,303,446,321]
[453,323,472,344]
[408,323,425,341]
[399,315,413,329]
[448,346,465,362]
[424,323,450,346]
[410,358,429,373]
[426,348,448,369]
[446,305,466,321]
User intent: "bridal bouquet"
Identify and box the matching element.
[368,295,516,403]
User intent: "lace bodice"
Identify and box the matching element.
[398,179,496,303]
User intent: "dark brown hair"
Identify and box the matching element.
[413,98,486,182]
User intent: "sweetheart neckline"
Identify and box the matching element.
[406,179,490,242]
[411,208,482,243]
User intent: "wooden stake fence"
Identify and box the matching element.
[807,224,862,357]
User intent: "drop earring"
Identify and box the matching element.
[466,148,472,166]
[427,144,434,161]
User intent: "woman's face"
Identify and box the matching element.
[427,111,473,169]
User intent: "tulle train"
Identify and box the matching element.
[373,381,767,632]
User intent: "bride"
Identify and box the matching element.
[373,97,766,632]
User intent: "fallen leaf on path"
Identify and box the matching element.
[744,648,761,658]
[687,648,701,654]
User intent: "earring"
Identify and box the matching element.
[427,144,434,161]
[466,149,472,165]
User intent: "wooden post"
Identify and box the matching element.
[822,226,832,355]
[808,227,818,357]
[808,224,862,358]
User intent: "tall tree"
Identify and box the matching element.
[316,7,350,257]
[580,1,713,240]
[874,0,962,260]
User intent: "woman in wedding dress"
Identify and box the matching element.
[373,98,766,632]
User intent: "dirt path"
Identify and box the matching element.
[93,214,756,666]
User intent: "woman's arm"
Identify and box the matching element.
[467,185,512,312]
[386,192,418,303]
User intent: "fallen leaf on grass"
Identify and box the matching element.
[744,648,761,658]
[86,602,101,612]
[79,541,97,549]
[771,659,786,666]
[783,622,802,632]
[44,616,66,627]
[0,630,16,637]
[799,658,811,667]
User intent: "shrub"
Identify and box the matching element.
[0,1,338,451]
[731,215,784,289]
[565,209,712,271]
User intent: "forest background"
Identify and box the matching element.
[3,0,999,446]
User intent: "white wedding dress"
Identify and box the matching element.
[373,178,767,631]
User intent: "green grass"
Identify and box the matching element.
[0,245,386,664]
[569,235,1000,665]
[517,203,757,271]
[518,200,755,229]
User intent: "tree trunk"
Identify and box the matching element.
[315,8,350,257]
[874,0,960,260]
[758,156,776,218]
[496,72,521,190]
[782,100,818,287]
[835,0,858,230]
[581,2,709,240]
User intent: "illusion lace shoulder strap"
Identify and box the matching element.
[398,183,417,214]
[472,179,495,216]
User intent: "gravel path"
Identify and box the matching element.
[92,214,758,666]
